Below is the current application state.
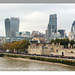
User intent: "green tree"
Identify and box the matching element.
[2,40,30,53]
[70,40,75,46]
[3,43,10,50]
[50,39,55,44]
[13,41,21,53]
[0,44,3,50]
[50,38,69,47]
[20,39,30,53]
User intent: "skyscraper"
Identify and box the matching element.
[5,17,19,38]
[5,18,10,37]
[71,20,75,34]
[68,20,75,41]
[58,29,65,37]
[46,14,57,41]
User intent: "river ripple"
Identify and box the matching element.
[0,57,75,71]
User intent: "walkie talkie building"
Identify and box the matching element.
[5,17,19,38]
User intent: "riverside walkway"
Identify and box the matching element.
[0,53,75,62]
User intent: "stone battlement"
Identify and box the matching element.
[28,43,75,56]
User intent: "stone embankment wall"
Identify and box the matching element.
[0,53,75,66]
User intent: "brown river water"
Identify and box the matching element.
[0,57,75,71]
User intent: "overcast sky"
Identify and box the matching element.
[0,3,75,36]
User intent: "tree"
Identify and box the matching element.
[20,39,30,53]
[70,40,75,46]
[50,38,69,47]
[50,39,55,44]
[13,41,21,53]
[55,38,61,44]
[0,44,3,50]
[3,43,10,50]
[2,39,30,54]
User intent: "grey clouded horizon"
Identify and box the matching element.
[0,4,75,36]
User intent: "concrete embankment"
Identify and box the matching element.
[0,53,75,66]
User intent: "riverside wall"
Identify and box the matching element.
[0,53,75,66]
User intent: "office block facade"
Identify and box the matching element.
[5,18,10,37]
[58,29,65,37]
[71,20,75,34]
[5,17,19,38]
[46,14,57,41]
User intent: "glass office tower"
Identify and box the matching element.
[5,17,19,38]
[46,14,57,41]
[5,18,10,37]
[58,29,65,37]
[71,20,75,34]
[48,14,57,36]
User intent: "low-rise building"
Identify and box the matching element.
[31,31,45,38]
[28,43,63,55]
[28,43,44,55]
[49,32,65,41]
[0,36,6,44]
[28,43,75,57]
[6,36,30,43]
[16,31,31,37]
[68,32,75,41]
[42,43,63,55]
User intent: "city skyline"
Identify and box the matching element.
[0,4,75,36]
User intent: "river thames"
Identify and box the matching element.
[0,57,75,71]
